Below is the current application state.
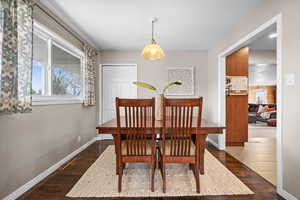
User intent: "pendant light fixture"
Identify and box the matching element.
[141,18,165,60]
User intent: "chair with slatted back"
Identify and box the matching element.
[115,97,157,192]
[158,97,203,193]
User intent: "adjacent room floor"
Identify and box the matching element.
[226,124,277,185]
[17,140,284,200]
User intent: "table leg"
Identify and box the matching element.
[199,134,207,175]
[113,135,119,175]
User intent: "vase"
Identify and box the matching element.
[155,94,163,120]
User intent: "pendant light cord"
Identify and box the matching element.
[151,19,155,43]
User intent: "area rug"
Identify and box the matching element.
[67,146,253,197]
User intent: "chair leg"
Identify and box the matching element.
[193,163,200,193]
[116,161,119,175]
[158,152,164,179]
[118,162,123,192]
[189,163,193,170]
[199,152,204,175]
[162,161,166,193]
[115,153,119,175]
[151,161,155,192]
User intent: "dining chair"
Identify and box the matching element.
[158,97,203,193]
[115,97,157,192]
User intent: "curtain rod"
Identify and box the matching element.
[33,3,86,47]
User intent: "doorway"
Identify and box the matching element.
[217,14,283,192]
[101,64,138,139]
[226,24,277,185]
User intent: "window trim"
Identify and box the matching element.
[32,21,85,106]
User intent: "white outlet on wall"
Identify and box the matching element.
[77,136,81,143]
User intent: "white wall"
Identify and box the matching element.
[206,0,300,198]
[99,50,209,117]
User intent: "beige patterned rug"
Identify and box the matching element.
[67,146,253,197]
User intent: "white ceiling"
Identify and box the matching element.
[43,0,263,50]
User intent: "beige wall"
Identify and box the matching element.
[0,4,98,199]
[0,105,96,198]
[207,0,300,198]
[99,50,209,118]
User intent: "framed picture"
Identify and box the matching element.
[226,76,248,95]
[166,67,194,95]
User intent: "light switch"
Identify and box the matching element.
[285,73,295,86]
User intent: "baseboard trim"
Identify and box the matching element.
[278,188,299,200]
[3,137,96,200]
[207,138,221,150]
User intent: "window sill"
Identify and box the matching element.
[32,96,83,106]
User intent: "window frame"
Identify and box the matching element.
[32,21,85,105]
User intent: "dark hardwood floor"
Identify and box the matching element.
[18,140,285,200]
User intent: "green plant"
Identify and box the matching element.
[133,81,182,94]
[132,82,157,91]
[162,81,181,93]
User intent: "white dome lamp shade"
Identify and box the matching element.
[141,18,165,60]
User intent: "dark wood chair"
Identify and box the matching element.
[158,97,203,193]
[115,97,157,192]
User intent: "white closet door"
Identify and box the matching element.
[102,65,137,125]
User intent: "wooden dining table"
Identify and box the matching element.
[96,118,225,174]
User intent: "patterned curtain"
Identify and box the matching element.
[83,45,97,106]
[0,0,33,114]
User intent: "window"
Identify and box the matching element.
[32,22,84,105]
[32,33,47,95]
[255,89,267,104]
[51,44,81,96]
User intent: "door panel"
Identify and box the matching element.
[102,65,137,123]
[226,47,249,146]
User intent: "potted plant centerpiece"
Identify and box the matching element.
[133,81,182,120]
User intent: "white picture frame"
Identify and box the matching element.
[166,67,194,95]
